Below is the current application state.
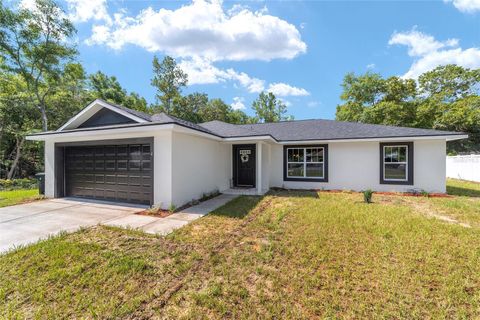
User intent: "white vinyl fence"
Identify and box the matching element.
[446,155,480,182]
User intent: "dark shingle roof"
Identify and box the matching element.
[97,99,152,121]
[151,113,216,135]
[99,99,216,135]
[47,99,463,141]
[200,119,464,141]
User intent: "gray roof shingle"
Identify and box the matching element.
[48,99,464,141]
[199,119,464,141]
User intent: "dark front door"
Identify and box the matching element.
[64,141,153,205]
[233,144,256,187]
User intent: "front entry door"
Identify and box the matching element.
[233,144,256,187]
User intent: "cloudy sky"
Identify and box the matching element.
[26,0,480,119]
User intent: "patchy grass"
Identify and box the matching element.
[0,189,41,208]
[447,178,480,197]
[2,183,480,318]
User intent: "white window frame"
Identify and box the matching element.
[383,145,408,182]
[286,147,324,179]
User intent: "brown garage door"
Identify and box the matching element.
[65,143,152,205]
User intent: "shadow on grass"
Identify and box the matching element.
[447,185,480,198]
[210,196,264,219]
[269,188,320,198]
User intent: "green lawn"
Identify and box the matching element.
[1,181,480,318]
[0,189,40,208]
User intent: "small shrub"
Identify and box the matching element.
[168,203,176,213]
[420,190,430,197]
[363,189,373,203]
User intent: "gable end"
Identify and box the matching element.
[78,108,136,128]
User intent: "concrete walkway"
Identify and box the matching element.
[104,194,237,235]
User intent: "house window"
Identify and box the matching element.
[284,145,328,182]
[380,142,413,185]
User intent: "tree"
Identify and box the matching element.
[0,0,77,131]
[419,65,480,102]
[88,71,148,113]
[252,92,291,123]
[151,55,188,113]
[336,73,417,125]
[170,93,208,123]
[46,62,90,129]
[0,72,36,178]
[198,98,251,124]
[335,65,480,153]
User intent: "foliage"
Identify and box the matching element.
[0,178,37,190]
[0,0,77,131]
[151,55,188,113]
[336,65,480,153]
[151,56,253,124]
[252,91,293,123]
[363,189,373,203]
[88,71,149,113]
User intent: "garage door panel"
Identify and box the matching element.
[65,142,152,205]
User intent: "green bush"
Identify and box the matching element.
[363,189,373,203]
[0,178,38,191]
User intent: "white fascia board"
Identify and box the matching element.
[57,99,148,131]
[223,136,276,143]
[27,123,175,141]
[446,134,468,141]
[280,135,468,144]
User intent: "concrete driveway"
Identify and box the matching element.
[0,198,145,253]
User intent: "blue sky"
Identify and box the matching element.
[37,0,480,119]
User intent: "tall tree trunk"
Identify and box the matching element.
[40,104,48,131]
[7,137,25,179]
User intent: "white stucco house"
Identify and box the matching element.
[27,99,467,208]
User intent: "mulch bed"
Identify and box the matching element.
[136,191,223,218]
[136,209,173,218]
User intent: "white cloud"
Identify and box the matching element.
[278,98,292,107]
[366,63,376,69]
[389,29,480,79]
[178,57,265,93]
[19,0,36,11]
[65,0,111,24]
[85,0,306,62]
[307,101,320,108]
[231,97,246,110]
[178,57,308,96]
[444,0,480,13]
[389,29,458,57]
[267,83,309,97]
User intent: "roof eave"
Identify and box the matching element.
[280,134,468,144]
